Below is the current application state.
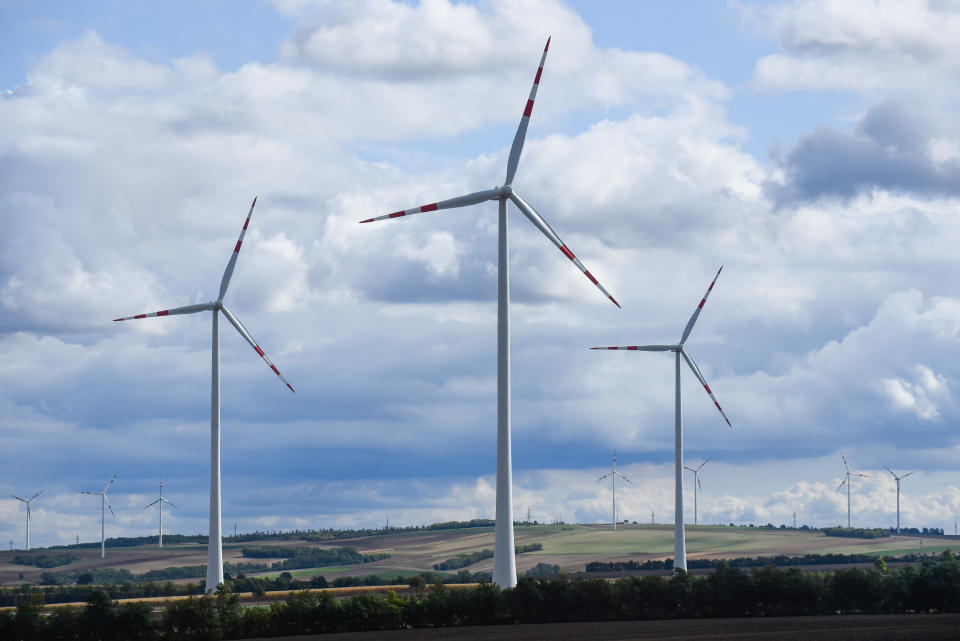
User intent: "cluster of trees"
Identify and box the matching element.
[11,554,76,569]
[3,552,960,640]
[896,527,946,536]
[240,546,388,569]
[38,562,270,587]
[49,534,208,551]
[823,527,891,539]
[585,551,941,573]
[433,543,543,571]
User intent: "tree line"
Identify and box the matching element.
[585,551,940,572]
[433,543,543,571]
[3,551,960,640]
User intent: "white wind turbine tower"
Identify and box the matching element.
[10,490,42,551]
[836,453,869,528]
[82,474,118,559]
[592,267,731,571]
[114,198,294,592]
[360,38,618,588]
[684,457,710,526]
[597,453,632,530]
[145,480,175,548]
[885,467,915,535]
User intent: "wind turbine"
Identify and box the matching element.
[597,453,632,530]
[113,198,294,592]
[10,490,42,551]
[885,467,915,535]
[591,267,730,571]
[360,38,618,588]
[145,480,175,548]
[684,457,710,526]
[82,474,117,559]
[836,453,869,528]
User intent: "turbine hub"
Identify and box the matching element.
[499,184,513,197]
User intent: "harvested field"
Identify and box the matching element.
[236,613,960,641]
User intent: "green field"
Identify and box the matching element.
[2,524,956,586]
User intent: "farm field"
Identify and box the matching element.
[1,524,956,586]
[239,613,960,641]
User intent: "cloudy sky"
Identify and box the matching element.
[4,0,960,550]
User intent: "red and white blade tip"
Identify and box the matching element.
[557,244,620,308]
[360,202,439,224]
[114,310,171,322]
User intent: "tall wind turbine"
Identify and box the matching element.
[836,453,869,528]
[684,457,710,526]
[82,474,117,559]
[597,453,632,530]
[360,38,618,588]
[145,480,175,548]
[113,198,294,592]
[885,467,915,535]
[591,267,730,571]
[10,490,42,551]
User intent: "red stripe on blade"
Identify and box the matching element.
[234,240,242,252]
[287,383,295,393]
[420,203,438,212]
[609,295,621,309]
[704,384,712,394]
[134,314,146,319]
[359,218,374,223]
[271,365,280,375]
[388,211,405,218]
[698,299,706,309]
[255,346,264,357]
[243,219,250,230]
[113,318,123,322]
[157,310,169,316]
[560,245,575,261]
[545,36,551,51]
[534,67,542,84]
[607,346,617,350]
[627,346,637,350]
[523,99,534,117]
[583,270,599,285]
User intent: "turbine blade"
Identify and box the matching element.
[26,504,31,518]
[857,473,870,478]
[218,197,257,301]
[359,188,500,224]
[11,495,26,503]
[697,457,711,472]
[679,266,723,346]
[590,345,674,351]
[683,466,696,472]
[615,472,633,484]
[885,466,897,479]
[837,478,847,492]
[508,190,620,307]
[146,499,160,508]
[505,36,550,186]
[902,471,916,478]
[219,305,295,393]
[680,348,731,427]
[106,497,116,520]
[28,490,42,502]
[597,472,612,481]
[841,453,850,474]
[104,473,118,493]
[113,302,215,322]
[162,499,175,507]
[697,476,703,492]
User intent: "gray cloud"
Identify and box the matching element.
[768,100,960,203]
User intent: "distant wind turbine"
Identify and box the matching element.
[82,474,117,558]
[837,453,869,528]
[684,457,711,526]
[360,38,618,589]
[145,480,175,548]
[592,267,731,571]
[10,490,42,551]
[885,467,915,535]
[597,453,632,530]
[114,198,294,592]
